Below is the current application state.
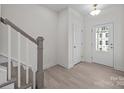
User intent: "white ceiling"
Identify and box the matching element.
[42,4,68,12]
[41,4,122,15]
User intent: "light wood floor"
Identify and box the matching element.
[44,62,124,89]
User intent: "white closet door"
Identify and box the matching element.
[72,20,82,66]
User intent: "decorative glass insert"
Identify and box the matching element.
[96,25,109,52]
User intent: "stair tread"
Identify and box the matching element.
[0,78,16,88]
[18,83,32,89]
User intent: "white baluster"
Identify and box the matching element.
[26,66,29,84]
[18,33,21,88]
[26,39,29,84]
[33,71,36,89]
[7,25,11,80]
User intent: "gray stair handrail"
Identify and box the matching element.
[0,17,37,45]
[0,17,44,89]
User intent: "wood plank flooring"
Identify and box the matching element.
[44,62,124,89]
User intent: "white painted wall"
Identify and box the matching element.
[0,5,58,69]
[57,8,69,68]
[84,6,124,71]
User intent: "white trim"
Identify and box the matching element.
[7,25,11,80]
[26,39,29,84]
[26,39,29,66]
[26,66,29,84]
[115,66,124,72]
[17,33,21,88]
[33,71,36,89]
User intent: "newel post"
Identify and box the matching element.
[36,36,44,89]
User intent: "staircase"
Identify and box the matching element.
[0,54,33,89]
[0,17,44,89]
[0,61,15,89]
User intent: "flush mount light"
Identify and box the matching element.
[90,4,101,16]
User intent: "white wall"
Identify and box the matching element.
[57,8,69,68]
[84,6,124,71]
[1,4,58,69]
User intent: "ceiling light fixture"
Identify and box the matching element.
[90,4,101,16]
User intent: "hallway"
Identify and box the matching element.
[44,62,124,89]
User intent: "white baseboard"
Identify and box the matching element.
[115,66,124,72]
[43,63,57,70]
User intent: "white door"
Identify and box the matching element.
[92,24,114,67]
[72,20,82,66]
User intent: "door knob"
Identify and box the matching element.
[74,46,76,48]
[111,46,114,49]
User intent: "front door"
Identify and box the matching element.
[92,24,114,67]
